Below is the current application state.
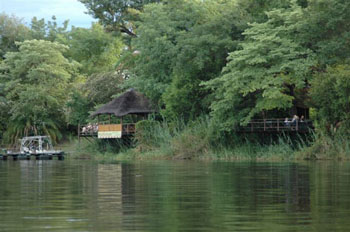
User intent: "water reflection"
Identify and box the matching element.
[1,161,350,231]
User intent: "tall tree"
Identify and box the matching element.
[30,16,70,42]
[127,0,248,120]
[235,0,308,23]
[0,40,81,143]
[301,0,350,66]
[204,1,315,130]
[0,83,9,137]
[310,64,350,133]
[63,23,123,75]
[78,0,161,37]
[0,13,30,59]
[83,71,124,105]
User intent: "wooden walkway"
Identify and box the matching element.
[238,119,313,133]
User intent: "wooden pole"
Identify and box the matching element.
[296,120,299,131]
[121,116,124,134]
[78,123,81,143]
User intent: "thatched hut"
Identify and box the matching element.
[91,88,154,118]
[87,89,155,139]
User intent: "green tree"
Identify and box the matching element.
[64,23,123,75]
[0,40,81,143]
[83,71,124,105]
[66,91,90,127]
[30,17,46,40]
[310,64,350,133]
[301,0,350,66]
[0,83,9,139]
[128,0,248,120]
[78,0,161,37]
[30,16,70,42]
[5,86,64,143]
[235,0,308,23]
[204,1,315,130]
[0,13,30,59]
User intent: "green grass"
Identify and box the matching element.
[296,133,350,160]
[60,119,350,163]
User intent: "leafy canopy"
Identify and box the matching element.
[0,13,31,59]
[204,1,315,129]
[63,23,124,75]
[310,64,350,133]
[127,0,248,120]
[0,40,81,143]
[78,0,161,37]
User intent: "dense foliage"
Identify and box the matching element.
[78,0,161,37]
[205,2,315,128]
[1,0,350,155]
[0,40,80,143]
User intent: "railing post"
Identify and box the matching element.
[296,120,299,131]
[277,119,279,131]
[78,123,80,143]
[264,120,266,131]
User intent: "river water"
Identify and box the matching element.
[0,160,350,231]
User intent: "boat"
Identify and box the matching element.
[1,136,64,160]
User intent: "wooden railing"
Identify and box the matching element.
[238,119,313,133]
[79,123,136,137]
[122,124,136,134]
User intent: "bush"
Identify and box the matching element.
[134,117,211,159]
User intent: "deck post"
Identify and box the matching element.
[78,123,81,143]
[296,120,299,131]
[264,120,266,131]
[277,119,279,131]
[121,117,124,135]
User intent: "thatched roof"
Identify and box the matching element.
[91,89,155,117]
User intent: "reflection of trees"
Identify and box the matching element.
[119,162,312,231]
[121,161,213,232]
[0,161,100,230]
[4,161,350,231]
[310,162,350,231]
[121,162,137,231]
[209,162,311,230]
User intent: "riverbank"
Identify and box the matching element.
[60,135,350,163]
[57,119,350,163]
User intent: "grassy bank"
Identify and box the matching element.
[61,118,349,163]
[62,136,350,163]
[59,118,350,163]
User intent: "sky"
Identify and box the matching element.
[0,0,96,28]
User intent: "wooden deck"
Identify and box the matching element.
[78,120,312,139]
[238,119,313,133]
[79,123,136,138]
